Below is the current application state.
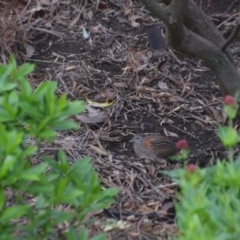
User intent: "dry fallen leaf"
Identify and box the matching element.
[128,15,140,28]
[70,13,81,27]
[25,44,35,58]
[161,199,174,215]
[128,232,140,237]
[105,88,116,99]
[103,219,129,231]
[76,113,108,123]
[158,80,169,90]
[113,82,127,88]
[140,76,152,85]
[138,204,154,214]
[86,97,115,107]
[160,118,174,125]
[87,10,93,20]
[82,26,90,39]
[88,145,108,156]
[98,2,109,10]
[204,106,226,123]
[163,128,179,138]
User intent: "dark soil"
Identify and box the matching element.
[1,0,240,239]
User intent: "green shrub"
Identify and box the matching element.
[165,94,240,240]
[0,56,118,240]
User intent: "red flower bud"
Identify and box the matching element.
[175,140,189,149]
[187,164,197,173]
[224,95,236,107]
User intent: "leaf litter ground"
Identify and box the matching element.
[1,0,240,239]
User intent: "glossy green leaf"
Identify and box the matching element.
[0,156,16,179]
[0,206,29,222]
[21,163,48,181]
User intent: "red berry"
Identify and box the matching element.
[224,95,236,107]
[175,140,189,149]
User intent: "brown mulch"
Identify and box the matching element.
[1,0,240,239]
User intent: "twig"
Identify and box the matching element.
[221,22,240,51]
[217,12,240,29]
[224,0,238,14]
[56,67,76,98]
[19,0,32,18]
[31,27,65,39]
[158,182,178,188]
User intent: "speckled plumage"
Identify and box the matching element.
[130,134,177,159]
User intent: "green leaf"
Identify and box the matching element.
[9,55,17,70]
[53,120,79,131]
[46,173,60,182]
[55,178,69,198]
[22,146,38,157]
[19,101,43,119]
[37,129,56,142]
[45,83,57,114]
[34,81,57,101]
[218,126,239,147]
[42,157,62,173]
[0,206,29,222]
[0,124,8,147]
[0,108,14,122]
[8,91,19,106]
[64,227,84,240]
[56,94,68,109]
[35,195,49,209]
[90,234,106,240]
[21,163,48,181]
[55,150,70,173]
[59,187,83,204]
[78,228,88,240]
[0,186,5,210]
[36,117,52,132]
[22,184,54,195]
[60,101,85,117]
[223,105,238,120]
[0,82,17,92]
[50,210,74,224]
[57,150,68,164]
[6,132,23,154]
[17,63,35,78]
[99,188,119,199]
[0,57,17,92]
[19,77,33,95]
[0,155,16,179]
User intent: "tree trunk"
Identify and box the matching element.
[140,0,240,96]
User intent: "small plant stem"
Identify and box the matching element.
[228,147,233,163]
[228,119,233,162]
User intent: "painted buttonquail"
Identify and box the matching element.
[130,134,178,159]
